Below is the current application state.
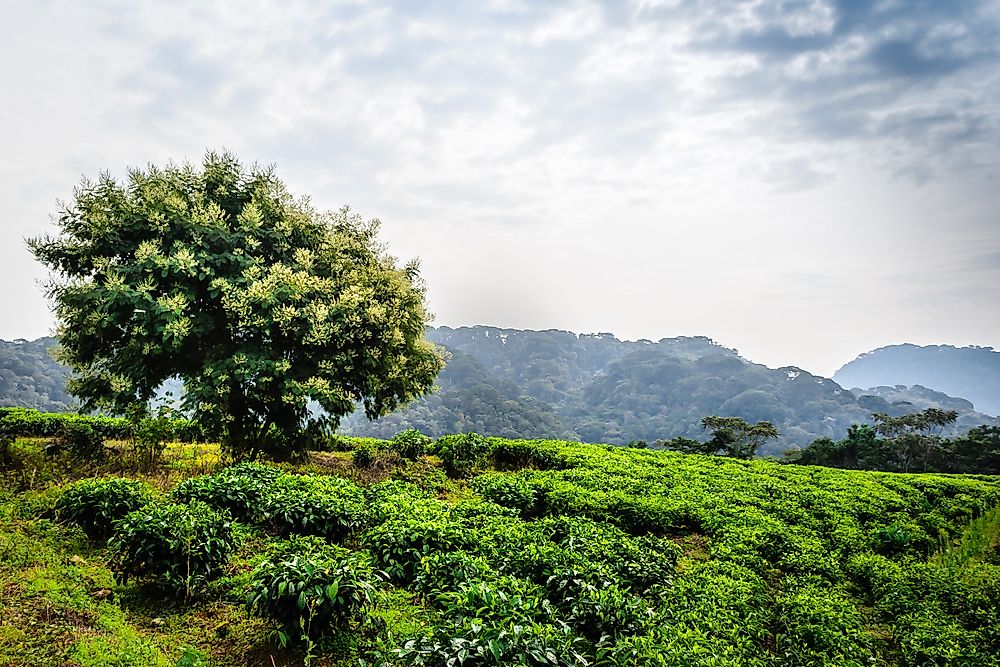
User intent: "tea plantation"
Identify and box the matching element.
[2,425,999,666]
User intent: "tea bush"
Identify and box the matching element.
[772,582,872,666]
[543,568,652,643]
[58,421,106,461]
[247,536,379,646]
[172,462,282,521]
[364,515,477,583]
[473,473,539,516]
[56,477,157,539]
[0,407,200,441]
[435,432,492,478]
[108,500,234,597]
[351,441,379,468]
[259,475,369,541]
[390,429,432,460]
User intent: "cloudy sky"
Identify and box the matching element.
[2,0,999,376]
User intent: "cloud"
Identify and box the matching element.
[1,0,998,375]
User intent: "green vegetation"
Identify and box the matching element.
[338,326,999,453]
[27,151,444,459]
[6,330,998,456]
[3,428,1000,666]
[794,407,1000,475]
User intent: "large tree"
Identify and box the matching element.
[29,152,445,458]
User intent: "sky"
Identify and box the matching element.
[2,0,999,377]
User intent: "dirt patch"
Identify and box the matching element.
[669,533,710,562]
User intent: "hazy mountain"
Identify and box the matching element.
[342,326,998,454]
[834,344,1000,416]
[4,330,996,455]
[0,337,73,412]
[850,384,998,433]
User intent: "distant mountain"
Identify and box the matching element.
[341,326,998,454]
[834,344,1000,416]
[849,384,998,432]
[5,330,997,455]
[0,337,74,412]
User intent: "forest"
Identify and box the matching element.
[5,329,997,457]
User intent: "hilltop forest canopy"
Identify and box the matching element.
[2,328,997,457]
[27,151,444,459]
[0,337,73,412]
[340,326,998,454]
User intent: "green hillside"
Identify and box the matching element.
[5,332,998,455]
[341,327,998,453]
[3,430,999,666]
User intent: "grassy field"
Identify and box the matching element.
[2,435,999,666]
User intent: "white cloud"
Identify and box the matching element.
[1,0,998,376]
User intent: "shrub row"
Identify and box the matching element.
[0,407,203,442]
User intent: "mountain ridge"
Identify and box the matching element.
[3,330,997,454]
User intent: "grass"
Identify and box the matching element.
[3,434,999,666]
[0,438,453,667]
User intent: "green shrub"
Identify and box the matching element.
[491,439,565,471]
[364,516,476,583]
[528,516,680,594]
[896,609,984,666]
[436,432,492,478]
[247,536,379,646]
[171,463,282,521]
[393,458,452,493]
[127,412,176,469]
[473,473,539,516]
[393,577,590,667]
[259,475,368,541]
[413,551,495,599]
[0,428,12,467]
[773,582,873,666]
[391,429,432,460]
[56,478,157,539]
[58,421,106,461]
[543,568,652,643]
[352,441,379,468]
[873,523,911,556]
[108,500,234,597]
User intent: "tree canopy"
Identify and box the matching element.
[28,152,445,458]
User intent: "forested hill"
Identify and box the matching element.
[4,330,997,455]
[341,326,999,454]
[0,337,73,412]
[834,343,1000,416]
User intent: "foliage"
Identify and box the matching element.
[258,474,368,541]
[351,440,380,468]
[108,500,234,597]
[56,420,107,461]
[0,428,12,468]
[364,515,475,583]
[171,462,281,521]
[0,406,199,442]
[28,151,445,459]
[56,477,157,539]
[793,408,1000,474]
[696,415,779,459]
[5,432,1000,665]
[390,428,432,460]
[436,432,492,477]
[247,536,379,646]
